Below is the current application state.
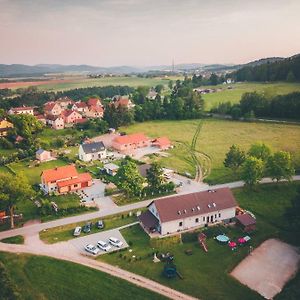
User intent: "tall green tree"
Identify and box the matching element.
[248,142,271,162]
[0,173,34,229]
[241,156,264,188]
[146,162,165,191]
[224,144,246,173]
[116,160,144,197]
[267,151,295,182]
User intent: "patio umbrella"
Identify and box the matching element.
[238,237,246,244]
[228,241,237,248]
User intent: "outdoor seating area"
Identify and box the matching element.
[214,233,251,251]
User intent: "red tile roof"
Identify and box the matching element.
[74,118,88,124]
[152,188,237,223]
[44,102,58,111]
[75,102,87,108]
[57,172,92,188]
[113,133,149,145]
[88,98,102,107]
[10,106,33,111]
[236,213,256,226]
[41,165,78,183]
[153,137,171,148]
[89,106,104,113]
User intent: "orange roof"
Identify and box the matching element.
[57,172,92,188]
[113,133,149,145]
[44,102,59,111]
[75,102,87,108]
[41,165,78,183]
[89,106,104,113]
[154,137,171,147]
[88,98,102,107]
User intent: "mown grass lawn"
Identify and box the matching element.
[39,211,139,244]
[0,252,166,300]
[7,158,68,185]
[0,235,24,244]
[100,182,300,300]
[203,82,300,111]
[121,118,300,184]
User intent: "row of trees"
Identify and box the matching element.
[231,55,300,82]
[212,91,300,120]
[116,160,175,198]
[224,143,295,188]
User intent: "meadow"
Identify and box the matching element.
[121,119,300,184]
[100,182,300,300]
[203,82,300,111]
[0,252,166,300]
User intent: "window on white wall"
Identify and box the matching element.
[179,221,183,227]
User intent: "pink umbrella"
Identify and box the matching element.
[238,238,246,244]
[228,241,237,248]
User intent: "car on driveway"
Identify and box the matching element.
[73,226,82,236]
[84,244,100,255]
[83,222,92,233]
[96,220,104,229]
[109,237,123,248]
[97,240,112,252]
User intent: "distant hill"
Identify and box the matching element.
[230,54,300,82]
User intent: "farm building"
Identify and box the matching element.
[139,188,237,236]
[112,133,150,153]
[41,165,92,194]
[79,141,107,162]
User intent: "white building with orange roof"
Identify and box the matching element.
[112,133,150,153]
[41,165,92,194]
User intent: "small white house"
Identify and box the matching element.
[139,188,237,236]
[79,141,107,162]
[103,163,119,176]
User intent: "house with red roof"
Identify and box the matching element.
[41,165,92,194]
[61,110,83,124]
[56,96,74,109]
[8,106,34,115]
[86,106,104,118]
[46,115,64,130]
[44,102,62,116]
[112,133,150,153]
[87,98,102,107]
[72,101,88,114]
[139,188,238,236]
[112,96,135,109]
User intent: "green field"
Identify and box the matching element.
[121,119,300,184]
[100,182,300,300]
[203,82,300,111]
[0,252,166,300]
[34,76,182,92]
[7,158,67,185]
[0,235,24,244]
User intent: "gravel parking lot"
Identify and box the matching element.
[69,228,128,256]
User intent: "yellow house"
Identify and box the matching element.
[0,118,13,137]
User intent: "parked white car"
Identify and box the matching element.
[73,226,82,236]
[109,237,123,248]
[84,244,100,255]
[97,240,112,252]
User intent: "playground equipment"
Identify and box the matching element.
[153,252,161,263]
[198,233,208,252]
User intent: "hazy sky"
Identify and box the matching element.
[1,0,300,66]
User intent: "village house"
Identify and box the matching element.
[152,137,172,150]
[56,96,74,109]
[46,115,64,130]
[36,149,52,162]
[147,89,158,100]
[112,133,150,153]
[138,188,237,236]
[8,106,34,115]
[35,114,47,125]
[0,118,13,137]
[72,101,88,114]
[44,102,62,116]
[112,96,135,109]
[41,165,92,194]
[103,163,119,176]
[79,141,107,162]
[85,105,104,118]
[61,110,83,125]
[87,98,103,108]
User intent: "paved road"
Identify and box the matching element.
[0,176,299,241]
